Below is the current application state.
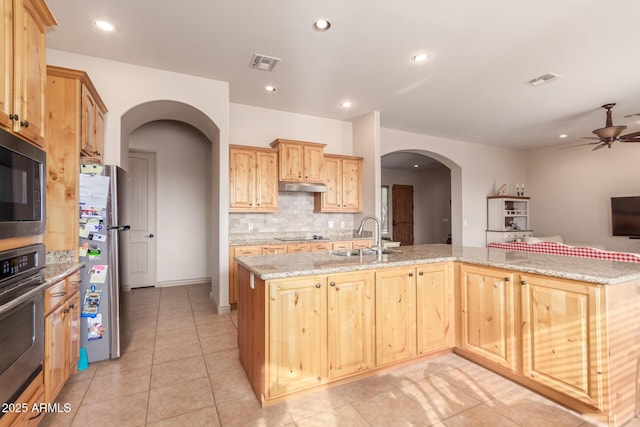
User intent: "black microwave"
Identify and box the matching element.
[0,129,45,239]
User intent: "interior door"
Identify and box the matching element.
[392,184,414,246]
[127,151,156,288]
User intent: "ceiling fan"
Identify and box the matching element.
[570,103,640,150]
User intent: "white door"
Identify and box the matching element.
[127,151,157,288]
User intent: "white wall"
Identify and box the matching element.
[230,103,353,153]
[129,121,211,284]
[382,166,451,244]
[381,128,527,247]
[46,49,231,310]
[527,143,640,253]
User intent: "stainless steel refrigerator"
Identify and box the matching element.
[78,165,130,362]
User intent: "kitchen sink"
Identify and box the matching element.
[333,248,402,256]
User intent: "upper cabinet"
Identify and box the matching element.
[314,154,363,212]
[81,83,107,161]
[270,139,325,183]
[0,0,56,147]
[229,145,279,212]
[45,66,108,254]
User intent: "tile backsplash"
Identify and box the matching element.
[230,192,356,236]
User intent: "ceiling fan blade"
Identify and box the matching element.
[620,138,640,143]
[559,141,601,149]
[592,142,609,151]
[620,131,640,140]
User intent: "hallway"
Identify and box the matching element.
[40,284,607,426]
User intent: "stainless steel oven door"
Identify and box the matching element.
[0,272,44,407]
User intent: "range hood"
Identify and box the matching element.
[278,181,326,193]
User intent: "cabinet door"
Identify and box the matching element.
[416,263,454,355]
[269,277,326,397]
[278,142,303,181]
[303,145,324,182]
[229,147,255,210]
[81,84,96,156]
[0,0,13,132]
[327,272,374,380]
[341,158,362,211]
[287,243,310,253]
[229,245,261,304]
[66,293,81,375]
[44,303,66,403]
[94,106,105,161]
[254,150,278,211]
[521,274,604,408]
[318,156,342,211]
[261,244,287,255]
[14,0,49,146]
[310,242,331,252]
[459,264,518,372]
[375,267,416,367]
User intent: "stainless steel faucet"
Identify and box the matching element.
[357,215,382,255]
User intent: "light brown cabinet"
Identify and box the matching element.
[80,83,107,160]
[0,0,55,147]
[314,155,363,212]
[327,271,374,380]
[270,139,325,183]
[229,145,278,212]
[0,371,44,427]
[229,246,261,305]
[44,272,81,404]
[268,276,327,397]
[416,262,455,355]
[520,273,604,409]
[458,264,518,372]
[375,267,417,367]
[45,67,108,255]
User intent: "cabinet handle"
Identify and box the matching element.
[330,281,336,287]
[418,271,424,276]
[408,272,414,277]
[520,280,527,286]
[20,120,29,128]
[9,114,18,121]
[315,283,321,288]
[504,277,510,282]
[50,291,66,297]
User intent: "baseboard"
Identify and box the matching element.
[155,277,212,288]
[210,291,231,314]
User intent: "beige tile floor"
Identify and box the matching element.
[38,284,633,427]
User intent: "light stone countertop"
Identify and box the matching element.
[235,243,640,285]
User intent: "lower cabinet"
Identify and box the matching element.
[521,273,604,409]
[268,276,327,397]
[44,272,81,404]
[0,371,45,427]
[327,272,374,380]
[375,267,417,367]
[459,264,518,372]
[416,263,455,355]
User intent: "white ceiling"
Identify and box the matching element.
[44,0,640,151]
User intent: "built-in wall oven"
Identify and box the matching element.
[0,128,45,239]
[0,244,45,413]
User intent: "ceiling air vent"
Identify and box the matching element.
[526,72,562,87]
[249,53,281,71]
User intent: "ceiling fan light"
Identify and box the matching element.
[593,125,627,139]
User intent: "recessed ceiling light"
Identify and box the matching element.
[414,164,419,168]
[94,20,115,32]
[265,85,276,92]
[559,134,568,138]
[313,18,331,31]
[412,52,430,63]
[341,101,352,108]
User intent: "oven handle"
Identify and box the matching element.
[0,275,46,315]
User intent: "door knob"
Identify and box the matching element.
[145,234,154,238]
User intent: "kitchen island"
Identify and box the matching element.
[236,244,640,426]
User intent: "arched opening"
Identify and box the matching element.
[120,101,220,296]
[381,150,462,245]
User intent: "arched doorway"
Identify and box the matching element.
[381,150,462,245]
[120,101,220,297]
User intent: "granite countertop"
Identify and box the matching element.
[229,231,374,246]
[43,262,84,286]
[235,244,640,285]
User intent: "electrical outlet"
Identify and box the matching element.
[248,222,254,231]
[328,221,334,228]
[340,221,345,228]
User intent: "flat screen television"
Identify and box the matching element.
[611,196,640,237]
